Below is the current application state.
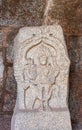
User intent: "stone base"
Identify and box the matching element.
[11,109,72,130]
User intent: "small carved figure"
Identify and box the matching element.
[23,58,38,109]
[24,58,37,81]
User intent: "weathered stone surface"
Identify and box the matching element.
[0,52,3,83]
[0,1,82,130]
[1,0,46,26]
[0,51,4,111]
[11,25,72,130]
[69,36,82,50]
[0,115,11,130]
[12,111,71,130]
[2,27,19,64]
[3,93,16,112]
[0,29,3,49]
[3,67,17,112]
[44,0,82,35]
[73,123,82,130]
[68,36,82,127]
[1,0,82,34]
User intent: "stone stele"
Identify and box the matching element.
[11,25,72,130]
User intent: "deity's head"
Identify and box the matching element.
[39,55,48,65]
[26,58,34,65]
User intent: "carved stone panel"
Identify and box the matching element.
[11,25,72,130]
[23,42,60,111]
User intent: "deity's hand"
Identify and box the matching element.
[23,81,30,90]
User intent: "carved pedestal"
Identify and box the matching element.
[11,25,72,130]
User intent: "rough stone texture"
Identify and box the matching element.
[73,123,82,130]
[0,115,11,130]
[46,0,82,35]
[3,67,17,112]
[0,52,3,84]
[0,51,4,111]
[0,29,3,49]
[5,27,19,64]
[68,36,82,128]
[1,0,82,35]
[1,0,46,26]
[12,111,71,130]
[12,25,72,130]
[0,1,82,130]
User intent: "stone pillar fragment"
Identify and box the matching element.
[11,25,72,130]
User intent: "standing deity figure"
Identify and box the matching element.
[23,45,59,111]
[34,53,59,110]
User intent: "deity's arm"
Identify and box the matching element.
[47,66,55,84]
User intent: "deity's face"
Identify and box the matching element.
[27,58,34,65]
[39,55,48,65]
